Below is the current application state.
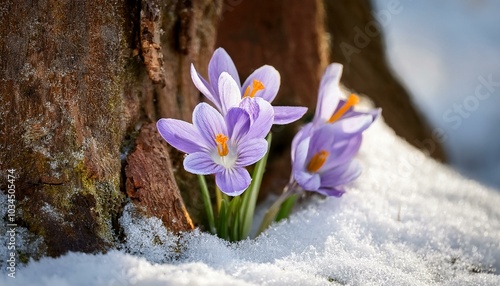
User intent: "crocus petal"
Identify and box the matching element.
[295,170,321,191]
[335,102,381,121]
[330,103,381,136]
[236,138,268,166]
[209,48,241,94]
[244,97,274,139]
[313,63,343,125]
[305,124,337,165]
[273,106,308,125]
[291,123,314,162]
[241,65,281,102]
[219,72,243,115]
[323,135,362,170]
[192,103,228,148]
[226,107,251,143]
[157,119,205,154]
[293,136,309,172]
[190,64,221,110]
[331,114,374,136]
[316,186,346,197]
[184,152,224,175]
[215,167,251,196]
[239,97,260,122]
[293,137,321,191]
[320,160,362,187]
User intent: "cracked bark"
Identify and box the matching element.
[0,0,221,258]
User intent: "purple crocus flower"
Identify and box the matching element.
[190,47,307,125]
[292,124,363,197]
[292,63,380,160]
[157,103,270,196]
[313,63,380,130]
[291,63,381,196]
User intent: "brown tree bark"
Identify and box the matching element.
[0,0,221,259]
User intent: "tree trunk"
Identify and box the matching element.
[0,0,221,259]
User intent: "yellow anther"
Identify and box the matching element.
[328,94,360,123]
[215,134,229,156]
[307,150,329,173]
[243,79,265,98]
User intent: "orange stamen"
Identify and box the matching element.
[215,134,229,156]
[327,93,360,123]
[243,79,265,98]
[307,150,329,173]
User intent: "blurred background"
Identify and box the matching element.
[218,0,499,191]
[373,0,500,190]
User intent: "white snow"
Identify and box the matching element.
[2,117,500,285]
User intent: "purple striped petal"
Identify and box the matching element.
[184,152,224,175]
[190,64,221,110]
[305,125,336,165]
[291,123,314,162]
[320,160,362,187]
[294,170,321,191]
[316,186,346,197]
[273,106,308,125]
[216,167,251,196]
[292,137,321,191]
[236,138,268,166]
[241,65,281,102]
[292,136,309,172]
[157,119,205,154]
[239,97,260,122]
[193,103,227,149]
[322,135,362,171]
[226,107,251,143]
[219,72,242,115]
[313,63,343,125]
[209,48,241,94]
[331,114,375,136]
[244,97,274,139]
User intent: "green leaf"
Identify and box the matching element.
[227,196,241,241]
[239,133,272,239]
[275,193,298,222]
[198,175,216,234]
[217,199,228,240]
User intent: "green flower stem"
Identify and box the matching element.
[215,186,225,212]
[198,175,216,234]
[275,193,298,222]
[256,181,298,235]
[239,133,272,239]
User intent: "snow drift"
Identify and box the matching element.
[2,117,499,286]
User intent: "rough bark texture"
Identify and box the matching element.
[0,0,221,259]
[0,0,131,258]
[125,123,194,233]
[141,0,223,227]
[326,0,446,160]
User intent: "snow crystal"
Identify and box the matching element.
[2,118,499,285]
[118,203,179,264]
